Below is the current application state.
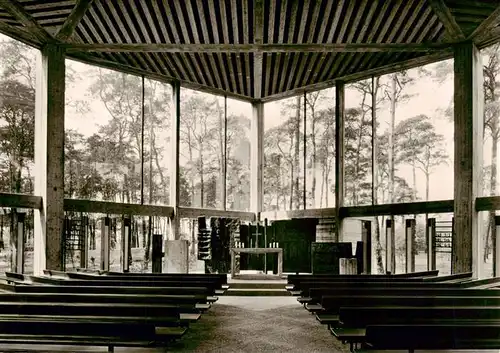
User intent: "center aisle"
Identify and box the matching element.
[167,296,347,353]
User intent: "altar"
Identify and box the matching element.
[230,247,283,277]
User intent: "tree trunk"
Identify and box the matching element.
[199,148,204,208]
[294,96,302,209]
[388,74,397,272]
[311,106,317,207]
[375,216,385,274]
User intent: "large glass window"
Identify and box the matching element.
[0,36,36,195]
[263,96,305,211]
[65,61,142,203]
[226,98,251,211]
[179,88,224,208]
[143,79,172,205]
[0,36,37,275]
[305,88,336,208]
[344,80,373,207]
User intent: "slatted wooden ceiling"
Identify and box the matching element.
[0,0,498,101]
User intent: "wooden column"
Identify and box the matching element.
[251,102,264,216]
[362,220,372,274]
[405,219,416,273]
[170,81,181,239]
[335,82,345,241]
[100,217,110,271]
[386,218,395,274]
[427,218,437,271]
[453,41,484,277]
[34,44,65,275]
[121,217,131,272]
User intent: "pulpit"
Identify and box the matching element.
[230,247,283,277]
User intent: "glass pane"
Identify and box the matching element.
[226,98,251,211]
[0,36,36,195]
[0,207,34,274]
[376,62,453,205]
[263,96,305,211]
[143,79,172,205]
[65,60,142,203]
[344,80,373,206]
[305,88,335,208]
[179,88,224,208]
[481,45,500,278]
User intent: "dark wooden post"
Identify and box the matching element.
[11,212,25,273]
[453,41,483,276]
[80,216,88,269]
[427,218,436,271]
[405,219,415,273]
[385,218,395,274]
[121,217,131,272]
[362,220,372,274]
[152,233,163,273]
[100,217,110,271]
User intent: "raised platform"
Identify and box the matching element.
[225,272,289,296]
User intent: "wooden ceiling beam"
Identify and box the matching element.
[253,0,264,98]
[55,0,94,42]
[63,42,454,53]
[0,0,53,42]
[469,3,500,41]
[428,0,465,40]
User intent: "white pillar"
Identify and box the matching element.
[251,102,264,216]
[34,44,65,275]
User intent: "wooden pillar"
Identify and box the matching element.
[427,218,436,271]
[121,217,131,272]
[385,218,395,274]
[405,219,415,273]
[335,82,345,241]
[100,217,110,271]
[170,81,181,240]
[251,102,264,216]
[34,44,65,275]
[453,41,484,277]
[11,212,25,273]
[362,220,372,274]
[152,233,163,273]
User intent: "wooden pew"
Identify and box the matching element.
[9,273,226,294]
[4,273,225,296]
[317,294,500,328]
[46,270,229,288]
[334,306,500,351]
[303,275,500,305]
[294,272,471,296]
[0,292,213,310]
[355,324,500,352]
[286,270,440,293]
[0,318,187,352]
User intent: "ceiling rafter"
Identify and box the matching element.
[61,42,455,53]
[428,0,465,40]
[0,0,53,42]
[469,3,500,41]
[55,0,94,41]
[253,0,264,99]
